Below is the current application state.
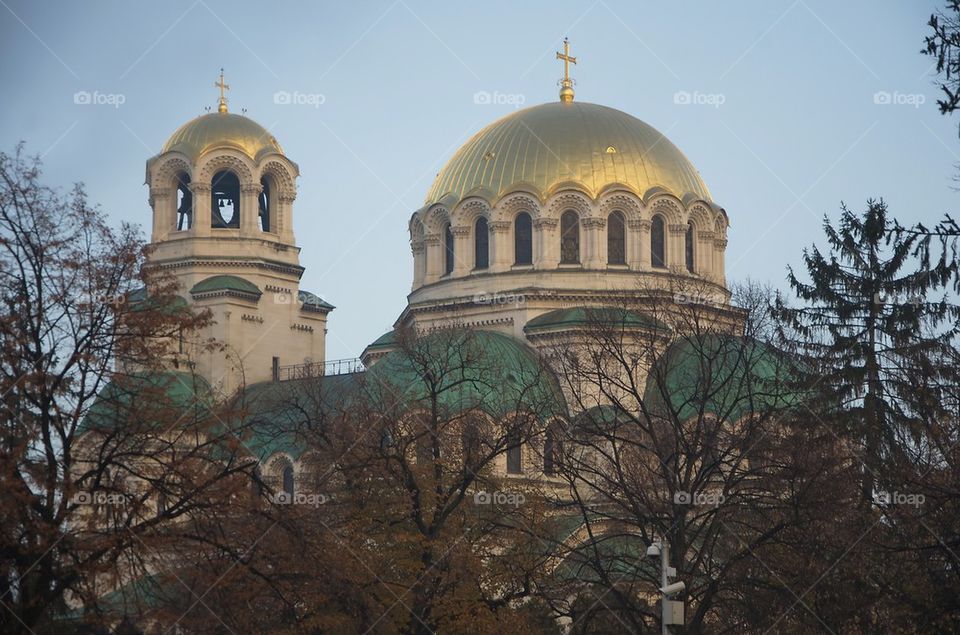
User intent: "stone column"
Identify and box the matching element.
[278,193,296,244]
[451,225,472,276]
[697,230,715,278]
[668,224,687,273]
[582,217,605,268]
[191,183,212,237]
[150,187,172,242]
[411,240,425,290]
[489,221,512,272]
[534,218,558,268]
[630,219,650,271]
[423,235,443,284]
[240,183,262,237]
[713,237,728,286]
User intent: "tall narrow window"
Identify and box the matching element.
[560,210,580,264]
[607,211,626,265]
[282,465,295,497]
[651,215,666,268]
[211,170,240,228]
[474,217,489,270]
[514,213,532,265]
[258,176,271,232]
[506,430,522,474]
[544,428,558,475]
[443,222,455,275]
[685,222,695,273]
[175,173,192,230]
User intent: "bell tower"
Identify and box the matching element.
[144,72,332,395]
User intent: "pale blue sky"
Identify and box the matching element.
[1,1,955,359]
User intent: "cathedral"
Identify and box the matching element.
[64,41,806,632]
[129,49,742,484]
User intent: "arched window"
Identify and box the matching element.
[443,222,455,275]
[506,429,522,474]
[607,211,626,265]
[651,215,666,268]
[175,173,192,230]
[211,170,240,228]
[514,213,532,265]
[282,465,295,497]
[685,222,695,273]
[560,210,580,264]
[474,217,489,270]
[258,176,271,232]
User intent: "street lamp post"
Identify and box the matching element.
[647,539,684,634]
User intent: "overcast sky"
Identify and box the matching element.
[1,1,956,359]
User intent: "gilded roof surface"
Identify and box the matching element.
[161,112,282,162]
[425,101,711,206]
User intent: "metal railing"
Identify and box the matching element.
[275,357,364,382]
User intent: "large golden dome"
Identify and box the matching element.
[161,112,283,162]
[425,101,711,206]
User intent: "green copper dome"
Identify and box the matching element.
[366,329,566,419]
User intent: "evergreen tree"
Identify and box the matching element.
[775,199,959,504]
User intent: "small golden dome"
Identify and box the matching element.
[160,112,283,162]
[425,102,712,206]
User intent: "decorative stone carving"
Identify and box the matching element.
[198,153,254,183]
[598,193,643,219]
[499,193,540,217]
[545,191,591,219]
[533,218,558,229]
[450,225,471,237]
[489,220,512,234]
[582,217,606,229]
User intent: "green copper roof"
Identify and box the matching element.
[127,286,190,315]
[524,306,667,333]
[190,275,261,297]
[366,329,566,419]
[299,290,334,311]
[81,371,213,433]
[644,334,801,422]
[367,329,397,349]
[237,373,362,460]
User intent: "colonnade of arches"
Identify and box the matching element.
[148,152,298,244]
[411,192,727,288]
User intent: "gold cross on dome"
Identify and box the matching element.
[215,68,230,113]
[556,37,577,82]
[556,37,577,102]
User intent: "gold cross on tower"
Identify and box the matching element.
[215,68,230,113]
[556,37,577,103]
